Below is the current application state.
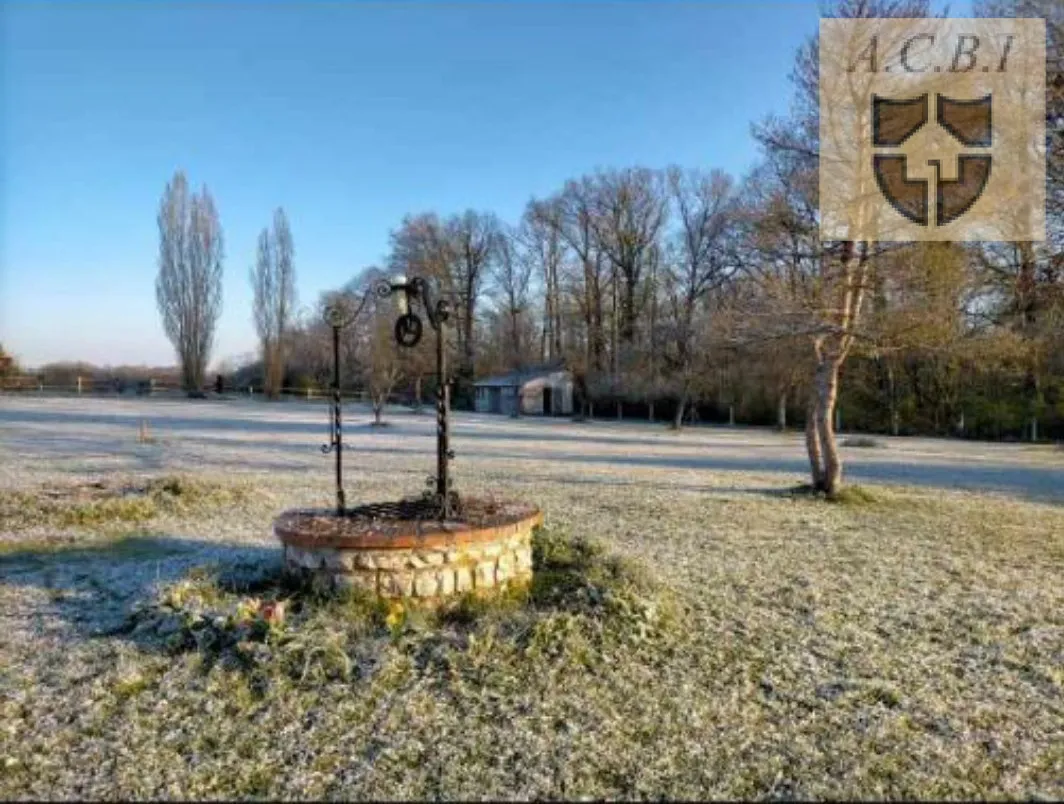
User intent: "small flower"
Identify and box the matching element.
[260,600,287,626]
[385,601,406,633]
[235,597,262,623]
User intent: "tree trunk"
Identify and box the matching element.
[414,375,423,412]
[814,360,843,496]
[887,364,899,436]
[584,313,593,375]
[610,277,619,389]
[807,239,867,494]
[777,390,787,431]
[805,390,824,490]
[542,290,552,363]
[592,321,605,374]
[551,265,563,360]
[269,347,285,400]
[1030,373,1041,442]
[510,311,521,371]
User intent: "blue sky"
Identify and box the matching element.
[1,0,966,369]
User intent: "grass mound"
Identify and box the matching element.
[0,475,253,532]
[526,527,672,633]
[828,484,880,506]
[124,526,680,692]
[785,483,880,506]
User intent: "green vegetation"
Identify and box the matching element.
[0,475,253,533]
[826,485,881,506]
[785,482,882,507]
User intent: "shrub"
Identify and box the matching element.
[841,435,884,448]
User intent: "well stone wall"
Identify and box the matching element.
[274,504,540,603]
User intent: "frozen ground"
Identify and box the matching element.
[1,395,1062,798]
[1,395,1061,503]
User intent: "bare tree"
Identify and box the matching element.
[491,224,534,370]
[978,0,1062,234]
[588,168,668,349]
[974,0,1064,441]
[446,210,500,399]
[156,170,224,394]
[663,166,737,428]
[285,304,334,391]
[521,201,567,363]
[251,208,297,398]
[745,0,932,494]
[344,267,403,425]
[0,344,18,382]
[531,181,610,415]
[388,213,454,285]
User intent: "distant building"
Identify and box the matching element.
[473,365,574,416]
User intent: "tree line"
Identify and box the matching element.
[271,1,1061,488]
[8,0,1058,497]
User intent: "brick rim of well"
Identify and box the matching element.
[274,500,543,550]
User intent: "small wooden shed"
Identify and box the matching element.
[473,366,574,416]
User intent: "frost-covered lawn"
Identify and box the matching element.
[1,396,1062,799]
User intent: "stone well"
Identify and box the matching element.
[274,499,542,604]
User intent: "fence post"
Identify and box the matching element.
[77,376,82,395]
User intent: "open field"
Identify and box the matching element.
[2,396,1063,502]
[1,396,1062,799]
